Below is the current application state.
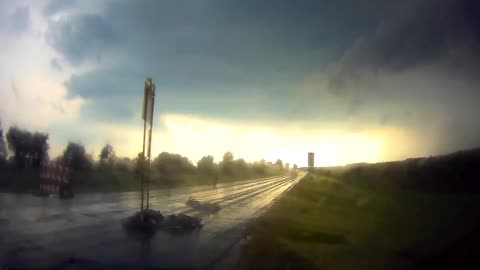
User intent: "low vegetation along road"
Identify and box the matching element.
[239,170,480,270]
[0,172,307,269]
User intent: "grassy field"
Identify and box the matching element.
[239,171,480,270]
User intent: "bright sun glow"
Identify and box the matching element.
[66,114,411,167]
[267,135,383,167]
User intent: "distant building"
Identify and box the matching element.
[308,152,314,171]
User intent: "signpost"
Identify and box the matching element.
[141,78,156,216]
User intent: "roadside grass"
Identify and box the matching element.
[239,172,480,270]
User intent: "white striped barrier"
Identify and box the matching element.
[38,163,72,195]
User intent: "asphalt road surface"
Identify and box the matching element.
[0,172,306,269]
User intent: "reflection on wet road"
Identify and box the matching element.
[0,172,306,269]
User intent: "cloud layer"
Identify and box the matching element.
[1,0,480,165]
[320,0,480,153]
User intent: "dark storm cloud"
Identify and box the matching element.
[66,66,305,122]
[50,0,404,67]
[320,0,480,153]
[43,0,480,155]
[49,0,397,123]
[328,0,480,91]
[46,13,119,65]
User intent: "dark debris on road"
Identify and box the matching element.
[123,209,203,238]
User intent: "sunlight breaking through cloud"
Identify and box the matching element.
[71,114,416,167]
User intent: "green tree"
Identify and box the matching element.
[6,126,48,169]
[114,157,133,172]
[6,127,27,168]
[223,151,233,163]
[99,144,116,168]
[0,122,6,164]
[253,159,267,174]
[152,152,196,175]
[220,151,234,175]
[197,155,216,174]
[232,158,249,176]
[293,164,298,169]
[31,132,49,167]
[275,159,283,171]
[134,152,146,174]
[63,142,92,171]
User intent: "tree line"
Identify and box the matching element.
[0,123,293,188]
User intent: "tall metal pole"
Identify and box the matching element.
[141,107,147,215]
[140,78,155,214]
[146,84,155,209]
[146,126,152,209]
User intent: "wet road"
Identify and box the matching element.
[0,172,306,269]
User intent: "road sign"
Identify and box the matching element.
[308,152,314,169]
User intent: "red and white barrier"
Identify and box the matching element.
[39,162,72,194]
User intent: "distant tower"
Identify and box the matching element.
[308,152,314,171]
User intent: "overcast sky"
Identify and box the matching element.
[1,0,479,166]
